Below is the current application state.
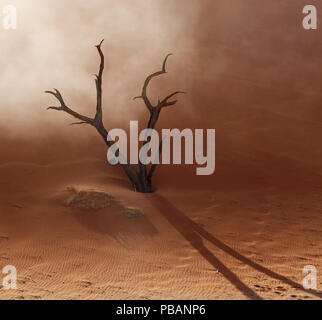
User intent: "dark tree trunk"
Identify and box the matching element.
[135,173,153,193]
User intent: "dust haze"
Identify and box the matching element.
[0,0,321,172]
[0,0,198,134]
[1,1,322,300]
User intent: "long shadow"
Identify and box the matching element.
[148,193,322,300]
[148,194,262,299]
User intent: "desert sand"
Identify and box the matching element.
[0,126,321,300]
[0,0,322,300]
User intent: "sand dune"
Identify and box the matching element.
[0,141,321,300]
[0,0,321,300]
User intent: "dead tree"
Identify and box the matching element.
[46,40,183,193]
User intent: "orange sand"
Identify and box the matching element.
[0,144,321,299]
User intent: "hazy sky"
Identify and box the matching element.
[0,0,198,135]
[0,0,321,139]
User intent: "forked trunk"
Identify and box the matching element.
[46,40,183,194]
[119,163,153,193]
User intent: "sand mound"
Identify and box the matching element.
[66,187,118,210]
[66,187,144,219]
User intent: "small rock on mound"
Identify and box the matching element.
[123,207,144,218]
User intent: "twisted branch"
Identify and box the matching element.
[94,39,104,123]
[160,90,185,108]
[46,89,94,125]
[46,40,106,127]
[134,54,184,112]
[134,54,184,185]
[45,40,143,191]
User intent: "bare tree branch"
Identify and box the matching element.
[94,39,104,124]
[45,89,94,125]
[134,54,184,190]
[46,39,106,127]
[70,121,91,126]
[45,41,146,191]
[134,53,173,112]
[159,91,185,108]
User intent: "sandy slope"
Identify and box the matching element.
[0,0,321,301]
[0,152,321,300]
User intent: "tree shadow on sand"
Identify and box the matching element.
[73,207,157,240]
[148,193,322,300]
[68,189,157,239]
